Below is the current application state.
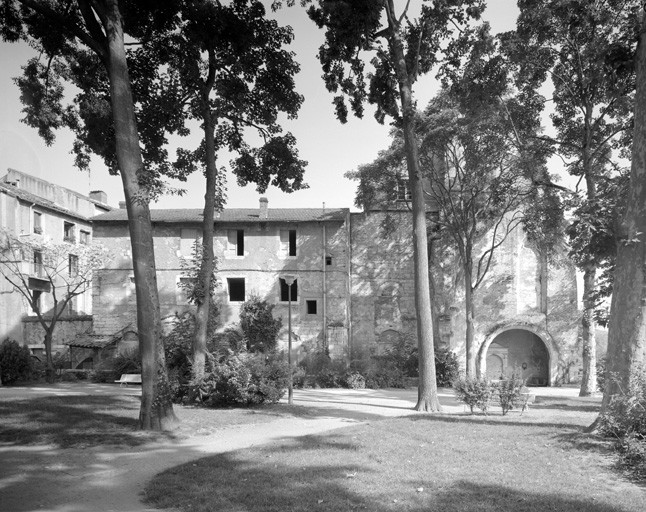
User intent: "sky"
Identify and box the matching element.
[0,1,520,212]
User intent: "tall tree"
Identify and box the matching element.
[0,230,108,381]
[601,8,646,412]
[152,0,306,382]
[1,0,180,429]
[294,0,484,412]
[504,0,636,396]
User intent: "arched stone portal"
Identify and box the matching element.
[479,327,555,386]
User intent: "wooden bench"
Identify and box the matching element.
[115,374,142,386]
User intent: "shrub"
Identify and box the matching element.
[598,368,646,479]
[113,349,141,376]
[345,372,366,389]
[435,348,460,387]
[196,352,289,406]
[494,377,526,415]
[0,339,34,385]
[597,357,607,393]
[239,296,282,353]
[209,327,245,356]
[453,376,494,414]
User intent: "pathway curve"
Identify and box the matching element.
[0,385,581,512]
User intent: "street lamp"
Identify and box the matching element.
[282,274,296,405]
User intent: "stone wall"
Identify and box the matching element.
[22,315,93,353]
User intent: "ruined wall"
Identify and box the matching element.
[22,315,93,352]
[349,210,580,383]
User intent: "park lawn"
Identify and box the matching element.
[0,386,292,448]
[145,410,645,512]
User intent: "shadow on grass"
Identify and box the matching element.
[145,442,638,512]
[0,394,167,448]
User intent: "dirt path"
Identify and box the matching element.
[0,385,582,512]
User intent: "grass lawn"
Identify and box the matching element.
[0,385,294,448]
[146,396,645,512]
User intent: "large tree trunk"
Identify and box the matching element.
[388,6,440,412]
[464,268,476,378]
[579,266,598,396]
[104,0,176,430]
[599,21,646,414]
[192,114,218,382]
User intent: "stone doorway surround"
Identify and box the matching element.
[477,324,559,385]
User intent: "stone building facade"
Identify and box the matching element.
[0,169,111,359]
[92,197,581,385]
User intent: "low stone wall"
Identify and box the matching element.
[22,315,92,351]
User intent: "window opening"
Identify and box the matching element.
[279,278,298,302]
[306,300,317,315]
[63,222,76,243]
[68,254,78,277]
[228,278,245,302]
[33,211,42,234]
[33,250,43,277]
[325,255,332,266]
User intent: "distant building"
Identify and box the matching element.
[92,196,581,385]
[0,169,111,361]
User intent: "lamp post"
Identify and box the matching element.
[282,274,296,405]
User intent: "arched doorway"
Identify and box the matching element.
[483,329,550,386]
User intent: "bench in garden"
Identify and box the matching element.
[115,374,142,386]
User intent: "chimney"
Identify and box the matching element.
[89,190,107,204]
[14,178,20,188]
[119,201,127,209]
[259,197,268,219]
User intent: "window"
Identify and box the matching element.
[79,230,90,245]
[33,211,42,234]
[32,290,42,313]
[280,229,297,256]
[227,277,245,302]
[68,254,78,277]
[306,300,318,315]
[227,229,244,256]
[33,250,43,277]
[396,179,411,201]
[63,222,76,243]
[325,255,332,266]
[279,278,298,302]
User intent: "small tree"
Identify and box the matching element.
[239,295,282,353]
[0,230,108,382]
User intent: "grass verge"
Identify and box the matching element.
[146,412,644,512]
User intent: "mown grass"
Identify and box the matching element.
[146,406,645,512]
[0,385,293,448]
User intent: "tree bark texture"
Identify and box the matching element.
[192,114,218,382]
[601,20,646,410]
[464,267,476,378]
[44,329,54,383]
[104,0,176,430]
[579,266,598,396]
[387,6,441,412]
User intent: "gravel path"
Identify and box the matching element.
[0,385,582,512]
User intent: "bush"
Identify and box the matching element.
[209,327,245,356]
[239,296,282,353]
[435,348,460,387]
[345,372,366,389]
[0,339,34,385]
[494,377,526,415]
[598,368,646,479]
[597,357,607,393]
[195,352,289,406]
[453,376,494,414]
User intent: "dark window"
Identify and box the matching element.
[33,211,42,234]
[236,229,244,256]
[228,278,245,302]
[79,230,90,244]
[68,254,78,277]
[289,229,296,256]
[279,278,298,302]
[63,222,75,242]
[33,250,43,276]
[32,290,42,313]
[306,300,317,315]
[325,255,332,266]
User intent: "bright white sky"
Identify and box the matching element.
[0,1,519,211]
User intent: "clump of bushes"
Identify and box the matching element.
[494,377,526,415]
[164,298,289,407]
[0,339,34,385]
[598,368,646,479]
[454,376,495,414]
